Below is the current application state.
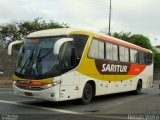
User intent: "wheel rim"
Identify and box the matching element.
[84,87,92,100]
[82,84,93,104]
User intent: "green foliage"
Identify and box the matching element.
[112,32,160,68]
[112,32,153,50]
[0,18,69,48]
[18,18,69,37]
[0,22,21,42]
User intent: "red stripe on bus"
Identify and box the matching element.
[21,81,48,86]
[99,36,151,53]
[128,64,146,75]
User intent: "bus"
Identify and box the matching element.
[8,28,153,104]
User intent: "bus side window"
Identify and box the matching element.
[106,42,113,60]
[61,41,75,71]
[88,38,104,59]
[113,44,118,61]
[124,47,129,62]
[130,49,135,63]
[88,39,99,59]
[135,50,139,63]
[130,49,138,63]
[146,53,153,65]
[105,42,118,61]
[139,52,146,64]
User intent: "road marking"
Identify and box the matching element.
[0,100,129,120]
[0,100,83,115]
[15,99,36,102]
[0,99,129,119]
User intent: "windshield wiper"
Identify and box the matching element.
[37,49,53,63]
[19,50,35,74]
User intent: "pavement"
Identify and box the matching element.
[0,80,12,87]
[0,83,160,120]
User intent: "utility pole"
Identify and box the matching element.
[108,0,112,36]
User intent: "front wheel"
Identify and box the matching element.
[81,83,93,105]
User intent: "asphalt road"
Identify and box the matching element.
[0,84,160,120]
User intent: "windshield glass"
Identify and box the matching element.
[16,37,64,78]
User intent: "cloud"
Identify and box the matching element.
[0,0,160,45]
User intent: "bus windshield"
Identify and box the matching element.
[16,37,65,78]
[15,34,89,79]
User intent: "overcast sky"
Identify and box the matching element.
[0,0,160,45]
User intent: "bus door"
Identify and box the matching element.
[59,41,79,100]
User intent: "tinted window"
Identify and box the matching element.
[130,49,138,63]
[88,38,104,59]
[146,53,153,65]
[88,39,99,59]
[105,42,118,61]
[119,46,125,62]
[99,40,105,59]
[135,50,139,63]
[72,35,88,59]
[139,52,146,64]
[106,42,113,60]
[61,41,75,70]
[130,49,135,63]
[124,47,129,62]
[113,44,118,61]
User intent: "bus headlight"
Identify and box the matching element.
[13,81,16,84]
[52,80,61,86]
[13,80,18,85]
[42,80,61,89]
[42,84,53,89]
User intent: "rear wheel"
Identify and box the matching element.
[133,80,142,95]
[81,83,93,105]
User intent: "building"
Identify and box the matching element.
[154,46,160,80]
[155,46,160,53]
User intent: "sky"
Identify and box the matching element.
[0,0,160,46]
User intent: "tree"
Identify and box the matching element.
[112,32,160,68]
[0,18,69,48]
[18,18,69,37]
[112,32,153,50]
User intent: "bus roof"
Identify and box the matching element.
[27,28,152,53]
[27,28,84,38]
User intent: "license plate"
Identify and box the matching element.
[25,92,33,96]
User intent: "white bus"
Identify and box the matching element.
[8,28,153,104]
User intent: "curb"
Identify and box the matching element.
[154,80,160,84]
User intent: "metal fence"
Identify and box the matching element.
[154,68,160,80]
[0,49,18,80]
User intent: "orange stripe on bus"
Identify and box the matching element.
[128,64,146,75]
[99,36,151,53]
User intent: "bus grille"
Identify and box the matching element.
[16,84,44,91]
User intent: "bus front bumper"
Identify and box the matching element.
[12,84,60,101]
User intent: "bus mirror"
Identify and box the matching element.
[8,40,24,55]
[54,38,73,55]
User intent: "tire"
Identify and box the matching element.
[81,83,93,105]
[133,81,142,95]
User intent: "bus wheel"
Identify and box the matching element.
[134,80,142,95]
[81,83,93,105]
